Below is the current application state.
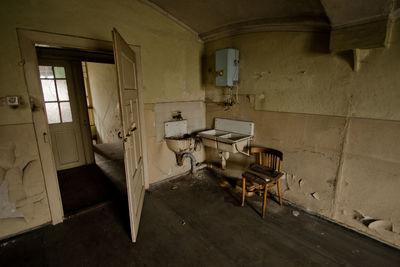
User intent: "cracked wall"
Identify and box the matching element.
[0,124,51,239]
[204,21,400,248]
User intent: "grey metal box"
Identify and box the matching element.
[215,48,239,86]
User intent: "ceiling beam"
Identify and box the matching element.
[200,16,330,42]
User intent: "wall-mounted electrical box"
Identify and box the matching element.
[215,48,239,87]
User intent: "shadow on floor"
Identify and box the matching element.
[57,142,131,236]
[57,164,118,215]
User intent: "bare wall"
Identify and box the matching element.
[204,22,400,248]
[86,62,121,144]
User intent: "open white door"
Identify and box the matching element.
[113,29,145,242]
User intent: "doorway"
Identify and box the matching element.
[37,48,125,216]
[19,29,149,242]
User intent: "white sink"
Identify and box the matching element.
[165,136,192,153]
[198,118,254,154]
[164,119,193,153]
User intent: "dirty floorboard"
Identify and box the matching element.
[1,170,400,266]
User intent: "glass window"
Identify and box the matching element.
[60,102,72,123]
[39,65,73,124]
[39,66,54,79]
[54,66,66,78]
[45,103,61,123]
[41,80,57,101]
[56,80,69,101]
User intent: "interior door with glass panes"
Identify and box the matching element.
[38,61,86,170]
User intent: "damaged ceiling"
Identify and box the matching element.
[141,0,399,47]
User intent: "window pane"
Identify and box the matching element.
[54,66,66,78]
[45,103,61,124]
[39,66,54,79]
[60,102,73,123]
[56,80,69,101]
[41,80,57,101]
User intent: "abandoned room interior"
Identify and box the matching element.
[1,0,400,266]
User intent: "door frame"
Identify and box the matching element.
[17,29,150,225]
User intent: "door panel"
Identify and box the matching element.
[113,29,145,243]
[38,62,86,170]
[53,129,80,165]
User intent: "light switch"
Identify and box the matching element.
[6,96,19,106]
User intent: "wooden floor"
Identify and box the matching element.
[1,170,400,266]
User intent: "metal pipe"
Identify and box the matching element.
[179,152,197,174]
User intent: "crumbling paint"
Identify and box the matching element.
[204,21,400,121]
[0,124,50,239]
[205,95,400,248]
[311,192,320,200]
[204,23,400,248]
[0,181,24,219]
[1,0,204,240]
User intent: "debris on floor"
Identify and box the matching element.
[292,210,300,217]
[171,185,178,190]
[311,192,320,200]
[219,181,230,188]
[235,180,259,197]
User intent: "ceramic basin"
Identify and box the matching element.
[165,136,193,153]
[197,118,254,154]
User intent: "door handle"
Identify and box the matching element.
[130,127,137,132]
[43,132,49,143]
[118,131,123,139]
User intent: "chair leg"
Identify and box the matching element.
[262,184,268,218]
[241,177,246,207]
[277,179,282,206]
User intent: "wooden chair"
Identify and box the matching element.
[241,147,284,218]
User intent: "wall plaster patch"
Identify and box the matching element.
[0,141,45,221]
[0,181,24,219]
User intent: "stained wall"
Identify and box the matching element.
[86,62,121,144]
[204,21,400,247]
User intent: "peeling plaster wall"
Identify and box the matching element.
[335,118,400,246]
[0,0,203,239]
[205,97,346,219]
[86,62,121,144]
[204,22,400,248]
[205,22,400,121]
[0,124,51,238]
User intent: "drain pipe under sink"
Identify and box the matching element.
[175,152,197,174]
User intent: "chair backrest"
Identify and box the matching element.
[250,146,283,172]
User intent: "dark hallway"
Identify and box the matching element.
[57,142,125,216]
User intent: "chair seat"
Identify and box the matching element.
[243,163,283,184]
